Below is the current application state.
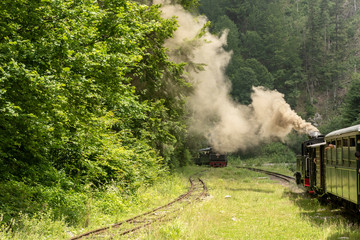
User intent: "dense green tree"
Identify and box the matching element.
[136,0,199,10]
[199,0,360,118]
[198,0,226,22]
[0,0,191,222]
[240,31,265,60]
[212,15,240,53]
[342,73,360,126]
[199,0,304,104]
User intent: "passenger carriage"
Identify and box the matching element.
[324,124,360,205]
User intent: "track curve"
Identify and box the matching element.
[70,176,207,239]
[238,167,295,183]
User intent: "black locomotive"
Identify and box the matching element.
[195,147,227,167]
[296,124,360,208]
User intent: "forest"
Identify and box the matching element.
[198,0,360,132]
[1,0,360,235]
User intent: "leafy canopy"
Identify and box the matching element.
[0,0,190,223]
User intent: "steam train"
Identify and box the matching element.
[296,124,360,208]
[195,147,227,167]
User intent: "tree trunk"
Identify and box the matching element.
[324,25,327,53]
[355,0,357,11]
[297,0,299,12]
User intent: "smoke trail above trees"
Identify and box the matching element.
[156,0,319,153]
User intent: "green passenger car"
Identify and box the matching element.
[325,124,360,204]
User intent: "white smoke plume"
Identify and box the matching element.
[155,1,319,153]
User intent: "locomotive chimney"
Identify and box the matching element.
[308,131,322,139]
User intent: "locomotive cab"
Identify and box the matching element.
[296,135,325,192]
[306,142,326,191]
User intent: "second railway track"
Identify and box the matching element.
[70,176,207,240]
[238,167,295,183]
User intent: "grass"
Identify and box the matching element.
[229,155,297,176]
[137,165,360,240]
[2,163,360,239]
[0,173,189,240]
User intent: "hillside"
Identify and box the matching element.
[198,0,360,133]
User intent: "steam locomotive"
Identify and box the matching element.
[195,147,227,167]
[296,124,360,209]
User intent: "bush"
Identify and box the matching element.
[260,142,296,163]
[0,0,190,227]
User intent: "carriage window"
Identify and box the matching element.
[337,139,342,165]
[350,137,356,167]
[325,141,332,164]
[343,137,349,166]
[331,140,336,164]
[350,138,356,146]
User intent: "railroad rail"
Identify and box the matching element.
[70,176,207,239]
[238,167,295,183]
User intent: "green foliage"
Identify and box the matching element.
[259,142,297,163]
[228,64,257,104]
[319,73,360,134]
[318,114,346,135]
[139,166,360,239]
[0,177,88,225]
[232,141,297,165]
[212,15,240,53]
[226,56,273,104]
[0,212,69,240]
[0,171,189,239]
[342,73,360,126]
[0,0,191,225]
[285,132,308,155]
[199,0,360,118]
[197,0,225,22]
[177,0,199,10]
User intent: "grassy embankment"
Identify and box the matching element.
[0,173,190,240]
[2,160,360,239]
[139,161,360,240]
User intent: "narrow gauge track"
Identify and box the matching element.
[70,177,207,240]
[238,167,295,183]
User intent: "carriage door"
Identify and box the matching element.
[305,154,310,187]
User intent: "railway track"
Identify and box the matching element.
[70,176,207,239]
[238,167,295,183]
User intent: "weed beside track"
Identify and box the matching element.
[70,176,207,239]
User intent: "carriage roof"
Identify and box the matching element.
[325,124,360,138]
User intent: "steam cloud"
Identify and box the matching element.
[156,0,319,153]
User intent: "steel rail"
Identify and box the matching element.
[238,167,295,183]
[70,176,207,239]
